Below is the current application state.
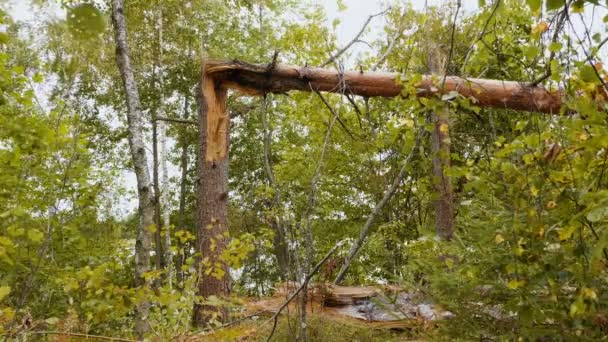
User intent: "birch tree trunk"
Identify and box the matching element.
[176,95,189,289]
[156,6,173,289]
[192,74,231,327]
[110,0,153,337]
[161,120,172,287]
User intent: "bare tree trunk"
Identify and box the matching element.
[156,6,173,289]
[428,49,455,240]
[192,73,231,327]
[110,0,153,337]
[152,115,164,270]
[161,122,173,288]
[260,97,289,279]
[176,95,189,289]
[334,129,423,284]
[431,106,455,240]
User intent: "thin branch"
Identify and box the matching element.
[321,7,391,67]
[372,8,409,71]
[529,2,569,86]
[264,240,346,342]
[344,94,364,129]
[461,0,501,75]
[314,90,356,140]
[441,0,461,92]
[566,10,608,93]
[154,116,198,125]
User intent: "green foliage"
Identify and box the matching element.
[66,3,105,39]
[2,0,608,340]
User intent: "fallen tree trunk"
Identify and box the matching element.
[205,59,563,114]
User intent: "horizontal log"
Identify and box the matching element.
[204,59,563,114]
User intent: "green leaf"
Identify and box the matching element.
[0,286,10,301]
[67,4,106,40]
[546,0,566,11]
[27,229,44,243]
[523,45,541,60]
[572,0,585,12]
[549,42,562,53]
[479,0,487,6]
[580,64,600,83]
[526,0,542,12]
[586,206,608,222]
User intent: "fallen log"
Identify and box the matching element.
[204,59,563,114]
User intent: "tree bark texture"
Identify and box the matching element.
[260,99,290,279]
[204,60,563,114]
[193,73,231,327]
[152,118,164,269]
[110,0,153,337]
[431,106,455,241]
[176,95,190,289]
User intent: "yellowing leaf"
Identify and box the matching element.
[532,22,549,35]
[507,279,525,290]
[526,0,542,13]
[582,287,598,301]
[570,298,585,317]
[0,286,10,301]
[495,234,505,244]
[576,132,588,141]
[530,186,539,197]
[558,225,577,241]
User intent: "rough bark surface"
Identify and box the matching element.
[204,60,563,114]
[260,99,289,279]
[431,107,455,241]
[193,74,231,327]
[110,0,153,337]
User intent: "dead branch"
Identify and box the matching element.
[321,8,391,67]
[154,116,198,125]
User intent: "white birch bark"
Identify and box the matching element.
[110,0,153,337]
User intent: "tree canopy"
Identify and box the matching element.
[2,0,608,341]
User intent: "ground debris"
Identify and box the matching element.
[245,282,452,329]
